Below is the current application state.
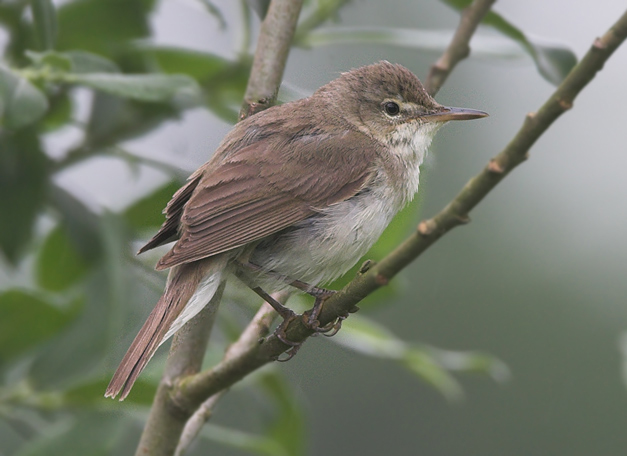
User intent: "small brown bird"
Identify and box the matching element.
[106,61,487,400]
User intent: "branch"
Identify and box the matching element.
[135,282,225,456]
[425,0,496,96]
[174,298,283,456]
[169,8,627,415]
[240,0,304,118]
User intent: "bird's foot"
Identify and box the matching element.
[271,309,305,362]
[302,289,345,336]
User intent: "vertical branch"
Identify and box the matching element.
[135,282,226,456]
[425,0,496,96]
[134,1,304,455]
[174,298,285,456]
[240,0,304,118]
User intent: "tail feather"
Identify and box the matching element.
[105,259,224,400]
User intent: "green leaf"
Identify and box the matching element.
[42,92,72,131]
[15,412,125,456]
[331,314,407,358]
[25,50,72,72]
[56,0,152,57]
[85,92,180,145]
[48,183,103,263]
[0,65,49,129]
[402,349,463,401]
[63,50,119,74]
[259,371,306,456]
[137,46,231,81]
[331,315,507,401]
[36,224,91,292]
[31,0,57,50]
[25,50,119,74]
[0,290,79,362]
[0,129,47,263]
[426,346,510,383]
[67,73,200,102]
[28,214,128,386]
[441,0,577,84]
[123,180,179,229]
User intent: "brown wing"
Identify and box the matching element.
[137,173,202,254]
[149,128,380,271]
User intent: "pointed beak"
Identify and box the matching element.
[423,106,489,123]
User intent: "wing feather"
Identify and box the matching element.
[143,116,381,270]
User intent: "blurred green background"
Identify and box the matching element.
[1,0,627,455]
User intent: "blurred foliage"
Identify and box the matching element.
[0,0,577,455]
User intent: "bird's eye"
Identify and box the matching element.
[383,101,400,116]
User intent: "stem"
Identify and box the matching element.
[239,0,304,118]
[173,298,283,455]
[425,0,496,96]
[135,282,225,456]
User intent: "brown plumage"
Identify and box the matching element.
[106,61,487,400]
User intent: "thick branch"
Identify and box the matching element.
[425,0,496,96]
[170,8,627,415]
[174,298,283,456]
[240,0,304,118]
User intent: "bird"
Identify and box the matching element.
[105,61,487,400]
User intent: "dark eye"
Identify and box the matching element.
[383,101,400,116]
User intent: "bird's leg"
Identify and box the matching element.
[233,268,299,353]
[237,261,339,333]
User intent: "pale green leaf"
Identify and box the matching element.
[63,51,119,73]
[402,349,463,401]
[331,314,407,358]
[36,224,90,292]
[67,73,200,102]
[330,314,508,401]
[25,50,72,71]
[25,50,119,74]
[0,65,48,129]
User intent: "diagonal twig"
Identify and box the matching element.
[425,0,496,96]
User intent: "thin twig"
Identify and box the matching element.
[168,8,627,416]
[239,0,304,118]
[174,391,226,456]
[425,0,496,96]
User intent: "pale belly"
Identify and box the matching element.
[250,187,403,288]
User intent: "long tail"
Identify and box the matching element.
[105,257,226,400]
